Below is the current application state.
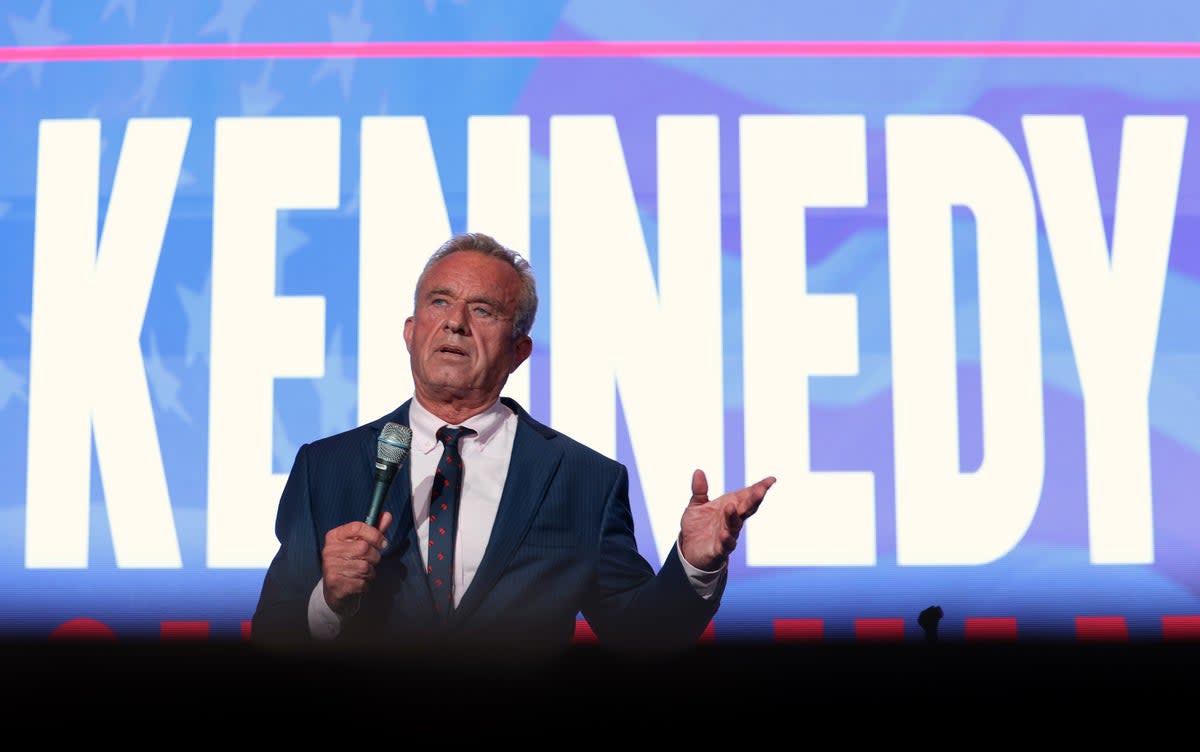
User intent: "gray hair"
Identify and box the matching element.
[416,232,538,338]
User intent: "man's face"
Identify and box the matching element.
[404,251,532,410]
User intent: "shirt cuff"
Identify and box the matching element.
[676,540,727,601]
[307,579,343,640]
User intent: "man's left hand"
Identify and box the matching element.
[678,469,776,571]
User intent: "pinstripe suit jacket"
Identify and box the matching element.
[250,397,720,660]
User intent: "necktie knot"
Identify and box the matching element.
[436,425,475,447]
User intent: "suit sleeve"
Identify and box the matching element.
[250,443,324,645]
[581,465,719,655]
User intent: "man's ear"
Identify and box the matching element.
[403,316,414,353]
[510,335,533,373]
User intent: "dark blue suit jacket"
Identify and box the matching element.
[251,398,721,659]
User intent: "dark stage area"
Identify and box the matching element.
[11,638,1195,720]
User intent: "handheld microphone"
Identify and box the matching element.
[365,422,412,528]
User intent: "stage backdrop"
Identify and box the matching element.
[2,0,1198,643]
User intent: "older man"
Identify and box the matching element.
[251,232,775,660]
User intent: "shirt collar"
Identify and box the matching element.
[409,396,512,455]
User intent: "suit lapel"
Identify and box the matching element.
[451,400,562,625]
[369,402,432,611]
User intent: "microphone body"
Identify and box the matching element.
[365,422,412,528]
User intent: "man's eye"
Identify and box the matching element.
[473,307,493,317]
[431,298,448,307]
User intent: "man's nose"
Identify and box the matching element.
[443,302,468,333]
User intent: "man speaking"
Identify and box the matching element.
[251,232,776,661]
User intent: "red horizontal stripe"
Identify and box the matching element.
[964,616,1018,641]
[160,621,211,640]
[48,617,119,640]
[855,617,906,641]
[774,618,825,641]
[1075,616,1129,641]
[1161,615,1200,640]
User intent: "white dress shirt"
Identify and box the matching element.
[309,396,724,638]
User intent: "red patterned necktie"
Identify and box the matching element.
[427,425,475,624]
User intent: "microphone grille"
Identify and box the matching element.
[377,422,412,465]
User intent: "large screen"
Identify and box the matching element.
[2,0,1198,644]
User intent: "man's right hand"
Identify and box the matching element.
[321,511,393,616]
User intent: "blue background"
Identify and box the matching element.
[2,0,1198,642]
